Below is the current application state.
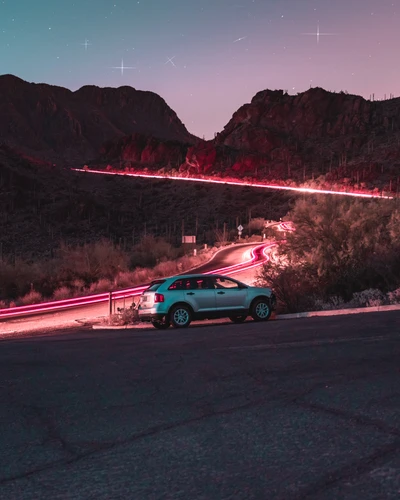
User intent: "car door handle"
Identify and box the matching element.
[186,292,195,295]
[217,291,225,294]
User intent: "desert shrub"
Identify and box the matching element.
[57,239,129,283]
[313,295,345,311]
[256,259,319,313]
[71,279,85,292]
[248,218,266,234]
[257,196,400,312]
[18,290,43,305]
[88,278,113,294]
[129,235,181,268]
[105,302,138,325]
[349,289,385,308]
[153,260,181,278]
[52,286,72,300]
[114,271,136,289]
[387,287,400,304]
[0,258,42,301]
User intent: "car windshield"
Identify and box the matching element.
[146,280,165,292]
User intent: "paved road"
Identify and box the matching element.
[1,312,400,499]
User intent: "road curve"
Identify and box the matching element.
[0,243,272,332]
[0,311,399,499]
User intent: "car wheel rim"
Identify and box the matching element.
[256,302,269,318]
[174,309,189,325]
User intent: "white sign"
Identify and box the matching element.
[237,225,243,231]
[182,235,196,244]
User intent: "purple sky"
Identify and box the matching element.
[1,0,399,138]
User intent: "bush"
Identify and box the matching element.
[257,196,400,312]
[52,286,72,300]
[88,279,113,294]
[18,290,43,306]
[0,258,42,301]
[387,288,400,304]
[349,289,385,308]
[105,302,138,325]
[57,239,129,283]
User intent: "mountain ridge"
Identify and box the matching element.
[0,74,196,164]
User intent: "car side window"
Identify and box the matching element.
[189,278,213,290]
[169,279,191,290]
[214,277,240,289]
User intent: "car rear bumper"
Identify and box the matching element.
[138,307,166,322]
[139,314,166,322]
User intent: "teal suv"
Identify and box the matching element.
[138,273,276,329]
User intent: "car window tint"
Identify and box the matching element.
[169,278,191,290]
[190,278,213,290]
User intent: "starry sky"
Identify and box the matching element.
[1,0,399,139]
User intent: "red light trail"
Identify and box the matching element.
[72,168,395,200]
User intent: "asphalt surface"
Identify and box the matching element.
[1,312,400,499]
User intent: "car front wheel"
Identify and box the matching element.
[251,298,272,321]
[170,305,192,328]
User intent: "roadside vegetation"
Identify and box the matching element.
[257,196,400,313]
[0,236,216,308]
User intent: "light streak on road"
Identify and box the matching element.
[0,244,274,321]
[0,285,149,320]
[278,221,295,232]
[72,168,395,200]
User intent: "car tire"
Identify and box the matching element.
[170,305,192,328]
[251,298,272,321]
[151,319,170,330]
[229,315,247,323]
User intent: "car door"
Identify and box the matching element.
[212,276,248,311]
[182,277,216,313]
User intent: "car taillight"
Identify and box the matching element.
[154,293,164,303]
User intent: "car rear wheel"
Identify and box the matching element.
[229,315,247,323]
[151,319,170,330]
[251,298,272,321]
[170,305,192,328]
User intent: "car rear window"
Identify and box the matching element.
[146,280,165,291]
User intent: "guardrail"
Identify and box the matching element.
[0,243,273,320]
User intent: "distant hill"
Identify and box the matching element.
[0,75,196,164]
[0,145,291,259]
[2,76,400,259]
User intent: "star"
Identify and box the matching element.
[81,39,92,50]
[111,59,135,75]
[302,23,338,44]
[165,56,176,67]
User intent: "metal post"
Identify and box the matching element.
[109,292,112,317]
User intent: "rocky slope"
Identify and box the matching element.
[178,88,400,193]
[0,75,196,164]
